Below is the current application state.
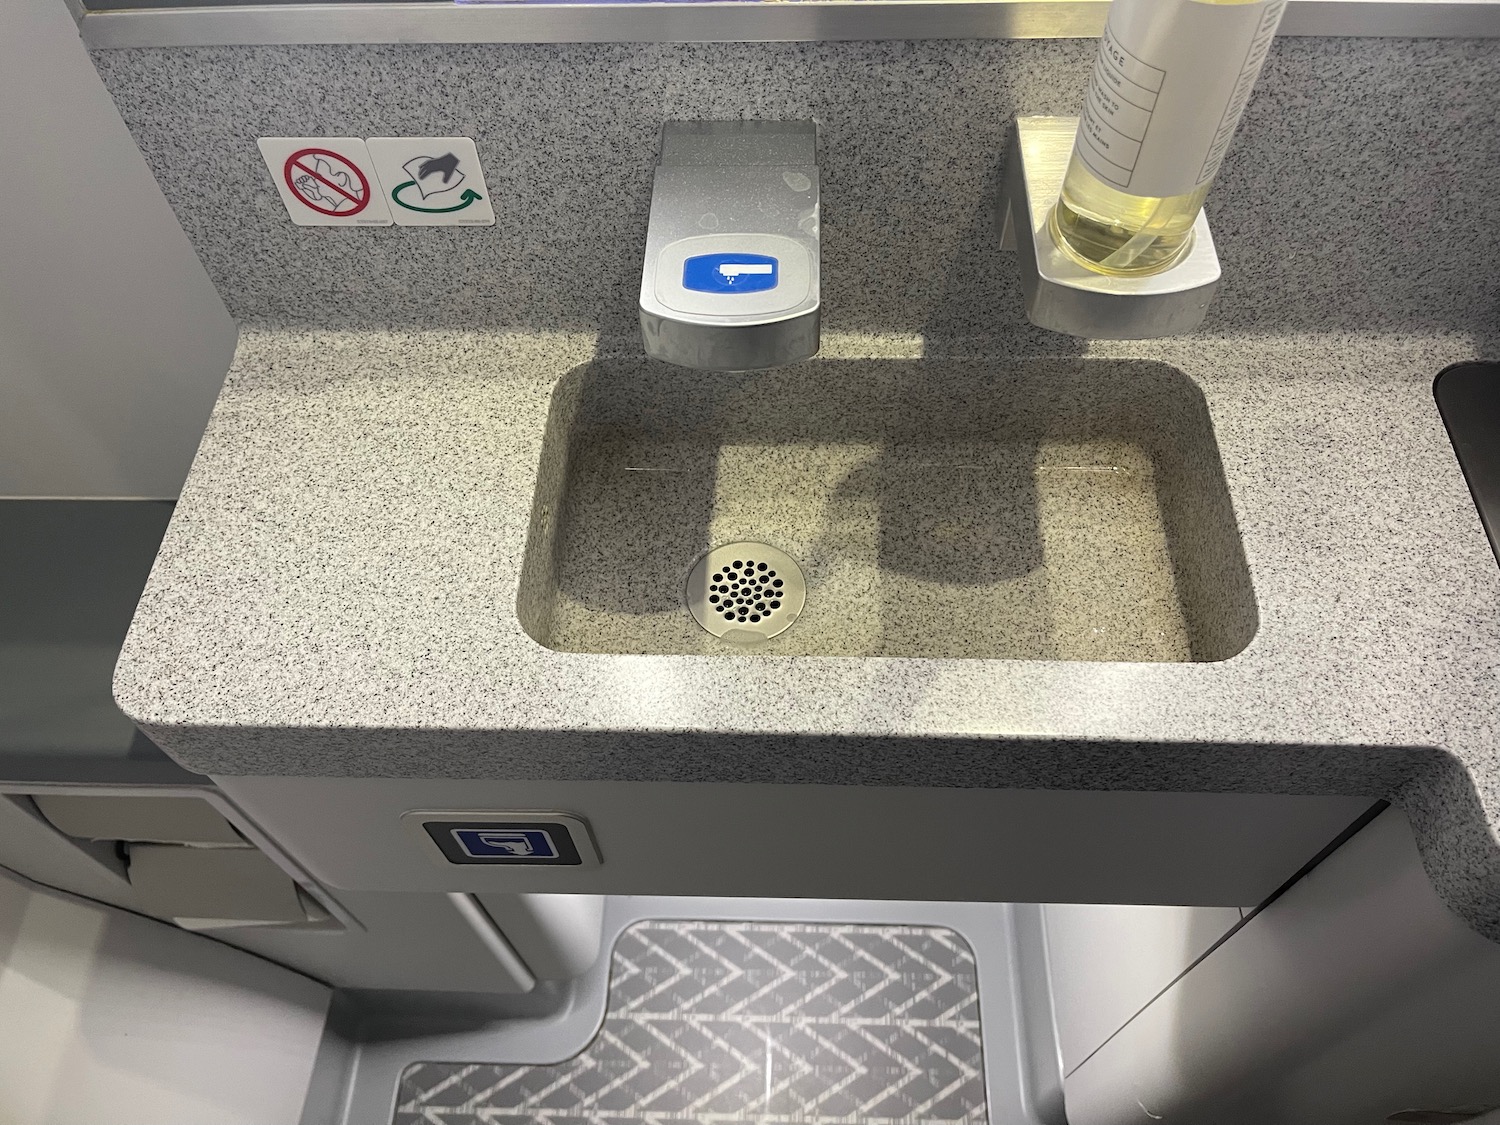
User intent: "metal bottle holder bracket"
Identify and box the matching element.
[998,116,1221,339]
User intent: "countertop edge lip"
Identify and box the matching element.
[116,708,1454,758]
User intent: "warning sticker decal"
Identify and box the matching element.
[257,137,392,227]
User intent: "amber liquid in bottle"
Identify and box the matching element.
[1050,0,1273,276]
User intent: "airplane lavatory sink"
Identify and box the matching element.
[517,358,1256,661]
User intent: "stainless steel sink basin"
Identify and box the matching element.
[517,358,1256,661]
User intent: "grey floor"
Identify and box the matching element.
[393,920,987,1124]
[313,898,1056,1125]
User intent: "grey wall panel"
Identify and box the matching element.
[0,0,235,497]
[0,501,200,785]
[1065,809,1500,1125]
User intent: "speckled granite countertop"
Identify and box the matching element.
[113,326,1500,935]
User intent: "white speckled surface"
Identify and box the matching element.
[93,36,1500,936]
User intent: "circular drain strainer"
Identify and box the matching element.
[686,542,806,643]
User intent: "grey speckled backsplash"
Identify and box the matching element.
[91,38,1500,342]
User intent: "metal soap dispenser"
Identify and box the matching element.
[638,120,820,372]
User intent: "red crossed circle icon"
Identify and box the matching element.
[282,147,371,217]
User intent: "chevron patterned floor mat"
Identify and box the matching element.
[393,920,988,1124]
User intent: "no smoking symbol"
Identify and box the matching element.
[283,147,371,217]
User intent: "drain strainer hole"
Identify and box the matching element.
[686,542,806,643]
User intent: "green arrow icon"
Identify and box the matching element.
[391,181,483,214]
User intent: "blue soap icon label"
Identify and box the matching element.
[453,828,559,860]
[683,252,779,294]
[422,820,586,864]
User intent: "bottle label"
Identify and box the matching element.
[1074,0,1286,199]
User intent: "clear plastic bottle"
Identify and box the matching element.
[1050,0,1287,275]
